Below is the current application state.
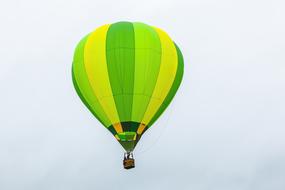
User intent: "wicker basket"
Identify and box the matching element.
[123,158,135,169]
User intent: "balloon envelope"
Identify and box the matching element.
[72,21,184,151]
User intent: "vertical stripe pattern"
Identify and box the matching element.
[131,22,161,123]
[106,22,135,123]
[72,21,184,151]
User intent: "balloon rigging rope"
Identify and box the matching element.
[135,100,177,156]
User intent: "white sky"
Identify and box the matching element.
[0,0,285,189]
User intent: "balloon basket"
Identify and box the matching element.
[123,158,135,169]
[123,152,135,169]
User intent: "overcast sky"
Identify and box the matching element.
[0,0,285,189]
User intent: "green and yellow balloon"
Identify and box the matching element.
[72,21,183,166]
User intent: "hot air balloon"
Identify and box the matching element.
[72,21,184,169]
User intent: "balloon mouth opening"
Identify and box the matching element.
[116,132,143,152]
[116,132,137,141]
[107,121,148,151]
